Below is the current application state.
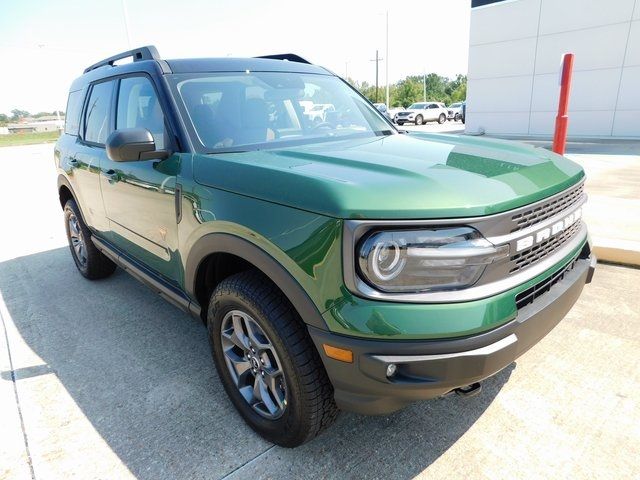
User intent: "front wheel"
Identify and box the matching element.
[438,113,446,124]
[208,270,338,447]
[415,115,424,125]
[64,199,116,279]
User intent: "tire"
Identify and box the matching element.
[207,270,338,447]
[454,113,462,122]
[397,121,404,126]
[64,199,116,280]
[415,115,424,126]
[438,113,446,124]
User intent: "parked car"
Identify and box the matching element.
[447,102,464,121]
[394,101,448,125]
[373,103,392,121]
[56,46,595,448]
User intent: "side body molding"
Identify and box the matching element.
[185,233,329,331]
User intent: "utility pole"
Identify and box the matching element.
[423,69,427,102]
[370,50,384,103]
[385,11,389,107]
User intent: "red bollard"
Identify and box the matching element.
[552,53,574,155]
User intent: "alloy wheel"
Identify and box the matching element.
[220,310,288,419]
[68,213,87,266]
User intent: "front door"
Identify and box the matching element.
[100,75,182,283]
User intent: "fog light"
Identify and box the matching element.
[386,363,397,377]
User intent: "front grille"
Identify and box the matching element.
[515,256,579,310]
[510,220,582,273]
[510,182,584,233]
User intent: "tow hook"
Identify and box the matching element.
[454,382,482,397]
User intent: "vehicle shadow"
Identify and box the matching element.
[0,247,512,480]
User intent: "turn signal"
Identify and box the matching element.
[323,344,353,363]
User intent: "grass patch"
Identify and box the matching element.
[0,131,61,147]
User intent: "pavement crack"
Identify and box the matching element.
[0,297,37,480]
[220,444,277,479]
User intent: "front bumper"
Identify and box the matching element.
[308,252,596,415]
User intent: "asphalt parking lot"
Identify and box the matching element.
[1,143,639,480]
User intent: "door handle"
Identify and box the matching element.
[103,169,119,183]
[68,157,79,166]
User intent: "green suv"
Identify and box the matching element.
[55,46,595,447]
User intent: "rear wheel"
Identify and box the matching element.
[438,113,446,124]
[415,115,424,125]
[64,199,116,279]
[207,270,338,447]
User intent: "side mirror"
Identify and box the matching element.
[106,128,170,162]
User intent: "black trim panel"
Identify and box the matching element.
[185,233,328,330]
[472,0,507,7]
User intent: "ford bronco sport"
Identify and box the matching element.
[55,46,595,447]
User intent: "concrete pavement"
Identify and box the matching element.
[1,143,639,479]
[567,151,640,266]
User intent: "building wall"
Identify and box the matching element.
[466,0,640,138]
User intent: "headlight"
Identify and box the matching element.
[357,227,509,293]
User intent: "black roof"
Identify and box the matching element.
[70,45,331,91]
[165,57,328,75]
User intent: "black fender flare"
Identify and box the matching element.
[185,233,328,331]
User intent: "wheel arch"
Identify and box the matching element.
[57,175,90,222]
[185,233,328,331]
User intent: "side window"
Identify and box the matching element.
[84,81,114,144]
[64,90,84,135]
[116,76,167,149]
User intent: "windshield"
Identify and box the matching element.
[168,72,394,153]
[408,103,425,109]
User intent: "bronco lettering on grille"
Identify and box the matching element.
[515,207,582,253]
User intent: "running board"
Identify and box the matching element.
[91,235,202,319]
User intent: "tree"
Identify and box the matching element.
[0,113,8,126]
[354,73,467,107]
[10,109,30,121]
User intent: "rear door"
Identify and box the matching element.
[426,103,439,121]
[100,74,182,283]
[72,79,116,233]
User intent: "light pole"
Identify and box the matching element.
[385,11,389,108]
[121,0,132,48]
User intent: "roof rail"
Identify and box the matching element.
[84,45,161,73]
[255,53,311,65]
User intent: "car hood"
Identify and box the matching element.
[193,132,585,220]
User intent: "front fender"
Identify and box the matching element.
[184,233,330,330]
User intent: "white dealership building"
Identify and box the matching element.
[465,0,640,139]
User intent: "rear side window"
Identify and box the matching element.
[116,76,167,149]
[64,90,84,135]
[84,81,114,144]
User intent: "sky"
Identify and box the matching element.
[0,0,470,115]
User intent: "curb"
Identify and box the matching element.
[592,237,640,268]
